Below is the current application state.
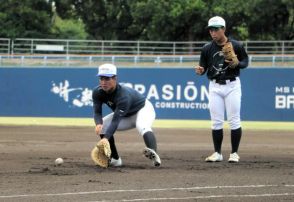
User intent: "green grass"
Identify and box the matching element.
[0,117,293,131]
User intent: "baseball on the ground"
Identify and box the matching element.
[54,158,64,166]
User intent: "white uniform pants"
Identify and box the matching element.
[101,99,156,136]
[209,78,242,130]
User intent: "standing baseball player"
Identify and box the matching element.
[195,16,249,163]
[92,63,161,167]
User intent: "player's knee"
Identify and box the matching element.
[211,120,224,130]
[138,127,152,136]
[228,119,241,130]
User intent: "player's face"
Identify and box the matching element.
[99,76,117,93]
[209,27,225,42]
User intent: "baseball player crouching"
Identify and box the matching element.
[91,63,161,167]
[195,16,249,163]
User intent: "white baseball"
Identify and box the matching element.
[54,158,64,166]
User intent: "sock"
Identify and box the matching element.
[212,129,223,153]
[108,136,119,160]
[231,127,242,153]
[143,131,157,152]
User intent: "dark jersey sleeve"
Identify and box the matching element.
[199,43,212,75]
[92,87,103,125]
[231,40,248,69]
[104,95,131,138]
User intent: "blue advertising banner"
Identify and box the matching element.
[0,67,293,121]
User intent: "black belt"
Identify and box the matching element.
[213,78,236,85]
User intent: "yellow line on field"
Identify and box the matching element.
[153,119,294,131]
[0,117,94,127]
[0,117,293,131]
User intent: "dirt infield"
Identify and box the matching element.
[0,125,293,202]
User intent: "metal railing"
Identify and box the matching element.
[1,54,293,68]
[0,38,10,54]
[0,38,293,55]
[0,38,293,68]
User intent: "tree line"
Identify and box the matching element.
[0,0,293,41]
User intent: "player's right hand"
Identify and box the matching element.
[195,66,204,75]
[95,124,103,136]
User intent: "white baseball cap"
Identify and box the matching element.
[208,16,226,28]
[97,63,117,77]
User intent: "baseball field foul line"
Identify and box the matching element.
[92,193,294,202]
[0,184,293,199]
[0,117,293,130]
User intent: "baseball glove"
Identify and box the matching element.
[91,138,111,168]
[222,42,239,68]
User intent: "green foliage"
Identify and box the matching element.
[129,0,206,41]
[68,0,134,40]
[51,15,88,39]
[54,0,75,19]
[245,0,291,40]
[235,25,249,40]
[0,0,293,40]
[0,0,52,38]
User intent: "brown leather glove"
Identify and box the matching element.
[222,42,239,68]
[91,138,111,168]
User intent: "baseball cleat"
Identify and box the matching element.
[228,152,240,163]
[110,157,123,167]
[143,148,161,167]
[205,152,223,162]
